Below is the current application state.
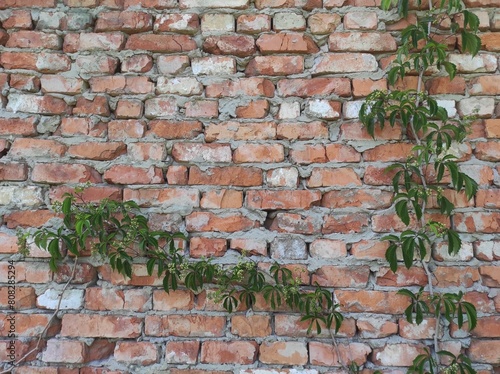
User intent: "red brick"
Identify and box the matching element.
[2,10,32,29]
[32,163,101,184]
[145,314,225,337]
[0,162,28,181]
[64,0,98,6]
[76,55,118,74]
[5,210,57,229]
[9,74,40,92]
[277,121,328,140]
[231,315,271,337]
[115,99,143,119]
[41,75,84,95]
[246,56,304,76]
[475,141,500,161]
[187,212,259,233]
[269,212,320,234]
[455,212,500,233]
[114,342,158,365]
[289,144,326,164]
[9,138,66,158]
[255,0,320,9]
[467,340,500,364]
[340,121,401,140]
[189,166,262,186]
[108,120,145,139]
[85,287,150,312]
[0,340,41,364]
[202,341,258,364]
[307,168,362,187]
[337,290,410,314]
[53,263,96,284]
[147,120,202,139]
[275,314,355,338]
[259,341,307,365]
[235,99,269,118]
[357,317,398,338]
[485,119,500,138]
[7,31,61,49]
[206,121,276,142]
[189,237,227,258]
[67,142,126,161]
[234,143,284,163]
[313,266,370,288]
[154,13,198,33]
[426,76,466,95]
[73,96,110,116]
[352,78,388,97]
[49,186,121,205]
[203,35,256,57]
[144,97,177,118]
[104,165,163,184]
[124,0,177,8]
[121,54,152,73]
[363,143,414,162]
[95,11,152,33]
[481,33,500,52]
[185,100,218,118]
[0,232,19,254]
[372,343,427,366]
[257,32,318,54]
[64,33,126,52]
[344,11,378,29]
[237,14,271,34]
[89,76,153,95]
[42,340,87,364]
[322,189,392,209]
[0,262,52,283]
[61,314,141,338]
[166,165,188,184]
[207,78,274,98]
[0,286,36,309]
[376,266,428,287]
[0,0,53,7]
[278,78,350,97]
[310,239,347,259]
[123,187,199,208]
[165,341,200,364]
[313,53,378,74]
[0,313,60,337]
[310,342,372,366]
[0,52,36,70]
[308,13,341,34]
[7,94,70,115]
[247,190,321,209]
[125,34,196,52]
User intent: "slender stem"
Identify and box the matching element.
[0,258,79,373]
[329,327,350,373]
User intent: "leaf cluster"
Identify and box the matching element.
[27,192,343,336]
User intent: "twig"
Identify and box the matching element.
[329,327,351,373]
[0,257,79,373]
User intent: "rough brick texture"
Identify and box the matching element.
[0,0,499,372]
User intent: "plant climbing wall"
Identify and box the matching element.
[0,0,499,372]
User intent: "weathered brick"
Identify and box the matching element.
[148,120,202,139]
[61,314,141,338]
[103,165,163,184]
[64,33,126,52]
[313,53,378,74]
[32,163,101,184]
[237,14,271,33]
[277,121,328,140]
[73,96,110,116]
[201,341,258,364]
[234,143,284,163]
[7,94,70,115]
[247,190,321,209]
[235,99,270,118]
[180,0,249,7]
[126,34,196,52]
[95,11,153,33]
[115,99,143,118]
[201,13,234,32]
[308,13,341,34]
[257,32,318,54]
[269,212,321,235]
[310,342,371,366]
[206,78,274,98]
[313,266,370,288]
[145,314,225,337]
[246,56,304,76]
[7,31,61,49]
[192,56,236,75]
[189,237,227,258]
[2,10,32,29]
[203,35,256,57]
[206,122,276,142]
[278,78,350,97]
[372,344,427,366]
[187,212,259,233]
[166,341,200,364]
[85,287,150,312]
[9,138,66,158]
[67,142,126,161]
[259,342,307,365]
[114,341,157,365]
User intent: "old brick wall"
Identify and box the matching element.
[0,0,499,372]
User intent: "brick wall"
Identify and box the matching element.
[0,0,499,372]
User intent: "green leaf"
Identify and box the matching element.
[395,200,410,226]
[447,229,462,255]
[385,243,399,273]
[442,61,457,80]
[461,31,481,56]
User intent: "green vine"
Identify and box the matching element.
[360,0,481,372]
[18,187,343,338]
